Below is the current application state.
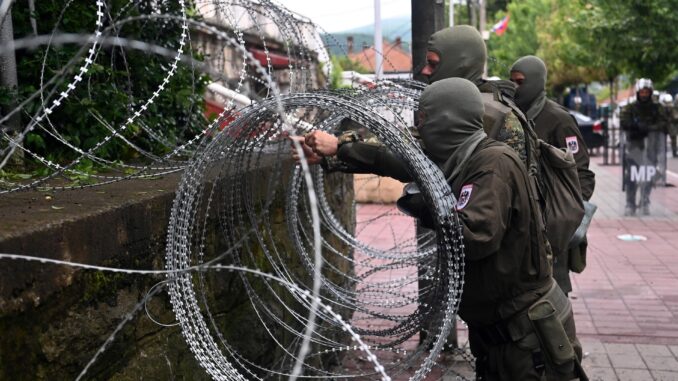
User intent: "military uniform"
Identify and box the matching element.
[533,100,594,293]
[669,99,678,157]
[620,96,668,213]
[409,79,585,381]
[511,56,595,295]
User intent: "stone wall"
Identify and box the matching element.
[0,162,355,380]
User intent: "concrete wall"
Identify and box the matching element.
[0,163,355,380]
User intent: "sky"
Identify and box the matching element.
[277,0,411,32]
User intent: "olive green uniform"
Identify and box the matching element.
[447,139,581,381]
[511,56,595,295]
[410,79,585,381]
[533,100,594,294]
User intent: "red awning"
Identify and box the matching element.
[248,48,292,69]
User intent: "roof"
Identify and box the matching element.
[347,40,412,73]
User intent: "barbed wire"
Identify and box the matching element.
[0,1,472,379]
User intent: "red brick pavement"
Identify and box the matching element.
[571,156,678,346]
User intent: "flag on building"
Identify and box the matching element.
[491,14,510,36]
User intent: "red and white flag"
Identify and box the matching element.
[491,14,510,36]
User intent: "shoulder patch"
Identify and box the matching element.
[565,136,579,154]
[456,184,474,210]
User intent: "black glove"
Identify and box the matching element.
[396,183,435,229]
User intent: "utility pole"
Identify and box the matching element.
[0,7,23,168]
[411,0,456,348]
[411,0,445,82]
[479,0,486,37]
[374,0,383,80]
[449,0,455,27]
[469,0,477,29]
[479,0,487,77]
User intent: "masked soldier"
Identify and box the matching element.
[401,78,586,381]
[509,56,596,295]
[620,79,669,216]
[295,25,531,347]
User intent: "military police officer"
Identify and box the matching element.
[620,79,669,216]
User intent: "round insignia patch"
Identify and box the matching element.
[565,136,579,154]
[456,184,473,210]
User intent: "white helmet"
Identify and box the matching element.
[635,78,653,92]
[660,93,674,105]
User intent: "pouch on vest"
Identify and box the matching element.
[527,300,576,374]
[537,140,585,258]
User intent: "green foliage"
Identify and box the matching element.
[486,0,551,78]
[2,1,209,174]
[328,56,345,89]
[327,55,370,89]
[536,0,608,88]
[486,0,678,91]
[575,0,678,82]
[334,55,368,74]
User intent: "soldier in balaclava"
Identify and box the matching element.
[300,25,529,171]
[400,77,586,381]
[620,79,669,216]
[510,56,596,295]
[294,25,538,351]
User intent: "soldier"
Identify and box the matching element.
[659,93,677,158]
[509,56,596,295]
[620,79,669,216]
[401,77,586,381]
[296,25,531,347]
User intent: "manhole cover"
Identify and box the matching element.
[617,234,648,242]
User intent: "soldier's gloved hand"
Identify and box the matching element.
[290,136,323,165]
[397,183,435,229]
[305,130,339,156]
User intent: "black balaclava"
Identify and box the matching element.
[419,78,487,182]
[427,25,487,84]
[510,55,547,120]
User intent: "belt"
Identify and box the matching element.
[472,279,569,347]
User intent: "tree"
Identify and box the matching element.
[577,0,678,83]
[536,0,608,91]
[2,1,208,174]
[486,0,551,78]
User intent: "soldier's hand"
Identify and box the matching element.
[290,136,323,165]
[305,130,339,156]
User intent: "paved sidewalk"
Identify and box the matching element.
[352,154,678,380]
[571,154,678,380]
